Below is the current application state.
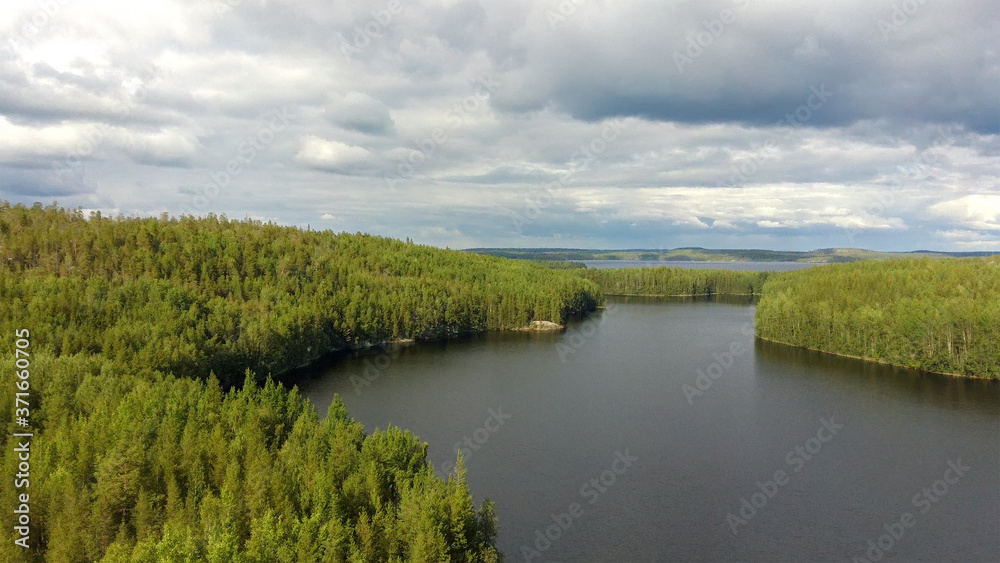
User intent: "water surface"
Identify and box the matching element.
[293,298,999,562]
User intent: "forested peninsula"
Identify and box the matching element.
[581,259,1000,379]
[0,202,602,562]
[754,258,1000,379]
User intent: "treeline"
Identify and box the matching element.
[582,267,772,297]
[0,201,604,561]
[755,257,1000,378]
[0,202,602,385]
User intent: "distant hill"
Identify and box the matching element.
[466,247,998,263]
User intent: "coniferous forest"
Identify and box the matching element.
[582,267,772,297]
[0,202,603,562]
[754,257,1000,379]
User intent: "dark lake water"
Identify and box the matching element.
[293,298,1000,562]
[581,260,821,271]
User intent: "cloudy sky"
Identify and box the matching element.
[1,0,997,250]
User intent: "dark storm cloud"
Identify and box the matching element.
[486,0,999,133]
[0,167,94,198]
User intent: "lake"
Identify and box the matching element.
[582,260,821,271]
[292,297,1000,562]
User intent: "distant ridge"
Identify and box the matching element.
[465,247,999,263]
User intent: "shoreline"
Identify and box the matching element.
[286,306,993,383]
[602,292,761,299]
[753,335,992,380]
[283,316,585,376]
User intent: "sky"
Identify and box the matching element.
[0,0,997,251]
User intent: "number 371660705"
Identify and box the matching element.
[15,328,30,395]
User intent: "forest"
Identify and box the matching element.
[0,202,603,562]
[0,203,602,385]
[754,257,1000,379]
[582,266,772,297]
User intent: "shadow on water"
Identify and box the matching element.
[288,295,752,391]
[603,293,759,306]
[284,329,567,392]
[754,338,1000,416]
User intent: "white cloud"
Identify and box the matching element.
[929,195,1000,231]
[0,116,81,159]
[121,128,200,165]
[0,0,996,251]
[296,136,373,170]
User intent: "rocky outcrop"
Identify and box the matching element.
[516,320,565,331]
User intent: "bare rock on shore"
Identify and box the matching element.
[518,320,564,331]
